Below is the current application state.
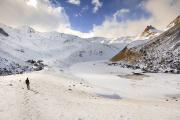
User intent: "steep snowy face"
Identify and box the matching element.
[111,19,180,73]
[138,23,180,73]
[140,25,161,38]
[0,24,122,75]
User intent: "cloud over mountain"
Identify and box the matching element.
[0,0,70,32]
[92,0,180,38]
[0,0,179,38]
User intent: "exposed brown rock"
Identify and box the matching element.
[140,25,157,37]
[111,47,142,63]
[167,15,180,28]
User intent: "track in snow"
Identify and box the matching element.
[0,70,180,120]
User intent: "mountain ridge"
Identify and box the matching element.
[0,23,123,75]
[111,15,180,73]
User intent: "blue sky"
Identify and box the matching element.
[0,0,179,38]
[51,0,150,32]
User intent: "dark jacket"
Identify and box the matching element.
[25,78,30,85]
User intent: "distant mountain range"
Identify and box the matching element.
[0,23,125,75]
[0,15,179,75]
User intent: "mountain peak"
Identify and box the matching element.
[140,25,160,37]
[145,25,156,30]
[167,15,180,28]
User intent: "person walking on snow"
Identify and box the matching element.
[25,77,30,90]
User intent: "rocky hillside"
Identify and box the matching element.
[167,15,180,28]
[111,16,180,73]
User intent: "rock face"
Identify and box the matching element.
[140,25,161,38]
[0,28,9,36]
[111,16,180,73]
[167,15,180,28]
[139,23,180,73]
[0,57,32,75]
[110,47,142,62]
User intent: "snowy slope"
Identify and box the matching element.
[0,23,124,75]
[140,25,162,38]
[111,17,180,73]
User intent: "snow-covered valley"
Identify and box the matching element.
[0,65,180,120]
[69,61,180,101]
[0,20,180,120]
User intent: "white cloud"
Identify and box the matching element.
[92,0,103,13]
[0,0,70,31]
[26,0,37,8]
[113,9,130,20]
[0,0,93,38]
[0,0,179,39]
[92,17,152,38]
[92,0,180,38]
[144,0,180,29]
[58,27,94,38]
[67,0,80,5]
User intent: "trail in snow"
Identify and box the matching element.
[0,70,180,120]
[16,79,40,120]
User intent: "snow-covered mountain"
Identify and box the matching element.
[111,16,180,73]
[2,15,179,75]
[0,23,124,75]
[140,25,162,38]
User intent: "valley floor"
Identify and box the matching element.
[0,61,180,120]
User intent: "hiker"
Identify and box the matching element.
[25,77,30,90]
